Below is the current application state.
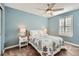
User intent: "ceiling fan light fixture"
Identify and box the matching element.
[37,3,64,17]
[46,10,52,14]
[46,10,53,16]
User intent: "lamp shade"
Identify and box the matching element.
[18,25,26,36]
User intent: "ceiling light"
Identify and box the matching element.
[46,10,52,14]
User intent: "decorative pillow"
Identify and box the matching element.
[30,30,40,37]
[39,30,48,36]
[30,29,48,37]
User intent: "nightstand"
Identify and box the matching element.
[19,36,28,48]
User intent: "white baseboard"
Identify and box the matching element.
[4,45,18,50]
[4,44,28,50]
[65,41,79,47]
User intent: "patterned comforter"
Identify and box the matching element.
[29,35,64,56]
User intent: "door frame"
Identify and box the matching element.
[0,4,5,56]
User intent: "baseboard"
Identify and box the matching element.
[4,44,28,50]
[4,45,18,50]
[64,41,79,47]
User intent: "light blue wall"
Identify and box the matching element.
[5,7,48,47]
[48,9,79,45]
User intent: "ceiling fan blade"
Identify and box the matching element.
[36,8,46,11]
[48,3,56,9]
[51,3,56,8]
[52,8,64,11]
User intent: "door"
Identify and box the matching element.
[0,7,1,55]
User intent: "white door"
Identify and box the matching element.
[0,7,1,55]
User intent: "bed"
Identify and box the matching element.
[29,29,64,56]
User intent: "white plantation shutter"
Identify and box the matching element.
[59,15,73,37]
[59,18,64,35]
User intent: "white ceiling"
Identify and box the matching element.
[5,3,79,18]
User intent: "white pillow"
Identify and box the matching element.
[39,30,48,36]
[30,30,40,37]
[30,29,48,37]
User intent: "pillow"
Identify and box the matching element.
[39,30,48,36]
[30,29,48,37]
[30,30,40,37]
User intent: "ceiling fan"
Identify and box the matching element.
[37,3,64,15]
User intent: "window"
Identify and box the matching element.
[59,15,73,37]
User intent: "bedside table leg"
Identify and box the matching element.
[19,42,21,50]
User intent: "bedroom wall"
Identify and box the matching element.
[48,9,79,45]
[5,6,79,47]
[5,7,48,47]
